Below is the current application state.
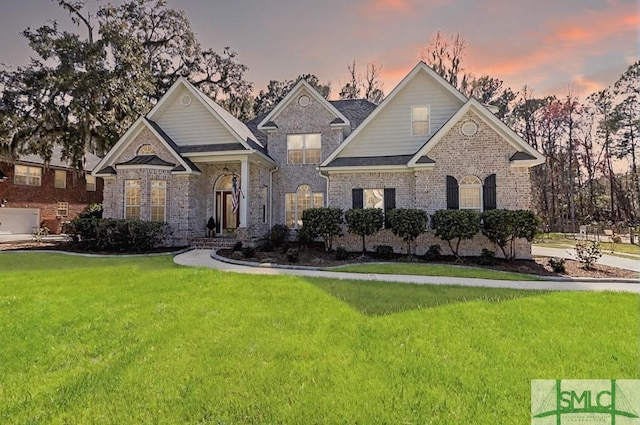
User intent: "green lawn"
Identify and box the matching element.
[1,253,638,424]
[329,262,543,281]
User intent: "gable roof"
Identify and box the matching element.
[329,99,377,132]
[408,97,545,167]
[146,77,267,155]
[16,145,102,172]
[321,62,467,167]
[92,117,199,177]
[257,79,351,130]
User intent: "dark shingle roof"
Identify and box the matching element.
[117,155,175,167]
[330,99,377,131]
[325,155,413,168]
[178,143,246,153]
[17,145,102,171]
[510,151,537,161]
[96,166,116,175]
[145,119,200,172]
[416,155,435,164]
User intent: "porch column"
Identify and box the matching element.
[239,158,249,227]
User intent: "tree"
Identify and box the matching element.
[421,31,469,91]
[339,60,385,104]
[431,209,480,261]
[387,208,428,256]
[253,74,331,117]
[0,0,252,166]
[344,208,384,253]
[301,207,343,252]
[466,75,517,119]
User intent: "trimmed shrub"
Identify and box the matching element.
[387,208,428,256]
[65,218,169,253]
[547,257,566,273]
[424,244,442,261]
[432,209,480,261]
[232,241,243,252]
[302,207,344,252]
[78,203,103,219]
[481,209,539,260]
[260,240,274,252]
[297,227,313,248]
[270,224,289,247]
[374,245,394,260]
[242,246,255,258]
[286,248,299,263]
[479,248,496,265]
[344,208,384,253]
[335,246,349,261]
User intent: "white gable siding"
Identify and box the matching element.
[339,71,464,157]
[155,87,238,146]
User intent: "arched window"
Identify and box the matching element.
[459,175,482,211]
[137,144,155,155]
[285,184,324,228]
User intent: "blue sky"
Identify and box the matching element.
[0,0,637,100]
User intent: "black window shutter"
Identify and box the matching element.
[483,174,497,210]
[352,188,363,209]
[446,175,459,209]
[383,188,396,228]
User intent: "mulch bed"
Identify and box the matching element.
[218,244,638,279]
[1,239,635,279]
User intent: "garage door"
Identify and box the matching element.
[0,208,40,234]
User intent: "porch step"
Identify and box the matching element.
[190,237,237,250]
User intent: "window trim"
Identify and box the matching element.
[459,175,482,212]
[411,105,430,136]
[54,170,67,189]
[285,184,324,229]
[14,165,42,186]
[124,179,142,220]
[86,174,96,191]
[56,201,69,217]
[286,133,322,165]
[150,180,166,222]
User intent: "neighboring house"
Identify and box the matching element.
[0,146,103,234]
[94,62,544,258]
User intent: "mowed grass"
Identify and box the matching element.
[0,253,638,424]
[330,262,543,281]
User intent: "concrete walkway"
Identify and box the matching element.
[173,249,640,294]
[532,246,640,273]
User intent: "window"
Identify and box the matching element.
[459,176,482,211]
[287,134,321,164]
[86,174,96,191]
[352,188,396,226]
[54,170,67,189]
[138,144,155,155]
[411,106,430,136]
[285,184,324,228]
[124,180,141,219]
[14,165,41,186]
[150,180,166,222]
[56,202,69,217]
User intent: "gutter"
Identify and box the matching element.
[269,166,279,229]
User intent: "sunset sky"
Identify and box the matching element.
[0,0,637,100]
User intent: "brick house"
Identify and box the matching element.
[94,62,545,258]
[0,146,103,234]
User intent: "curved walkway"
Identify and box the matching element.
[173,249,640,294]
[532,246,640,273]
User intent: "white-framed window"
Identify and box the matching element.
[54,170,67,189]
[411,106,430,136]
[138,144,155,155]
[364,189,384,209]
[285,184,324,228]
[86,174,96,191]
[124,180,141,219]
[459,175,482,211]
[150,180,166,222]
[287,134,321,164]
[56,202,69,217]
[14,165,42,186]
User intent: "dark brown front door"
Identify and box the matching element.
[216,191,239,234]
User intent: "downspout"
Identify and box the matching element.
[318,167,329,207]
[269,166,278,229]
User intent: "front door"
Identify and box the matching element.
[216,191,239,234]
